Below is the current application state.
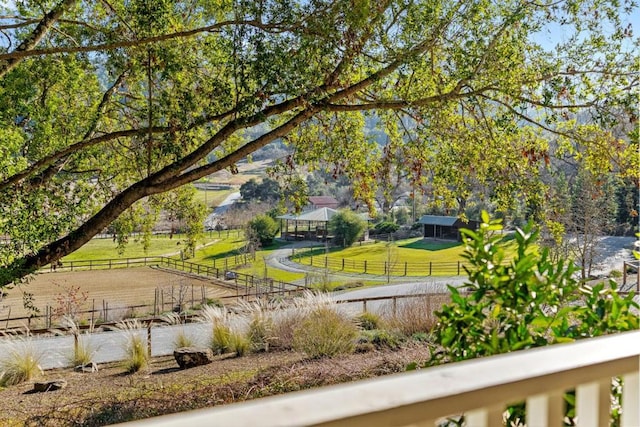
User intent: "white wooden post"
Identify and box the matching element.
[576,379,610,427]
[526,390,564,427]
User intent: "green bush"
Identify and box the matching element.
[329,209,366,247]
[293,307,358,358]
[356,312,382,331]
[248,214,279,247]
[357,329,403,350]
[374,221,400,234]
[432,212,638,425]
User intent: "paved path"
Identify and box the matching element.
[262,240,468,292]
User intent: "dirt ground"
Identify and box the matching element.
[0,344,432,426]
[0,268,237,329]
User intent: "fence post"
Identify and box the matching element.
[147,322,152,357]
[404,262,407,276]
[364,260,367,274]
[325,257,328,268]
[392,296,397,316]
[363,300,367,313]
[429,262,432,276]
[457,261,460,275]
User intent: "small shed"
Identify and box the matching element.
[418,215,479,242]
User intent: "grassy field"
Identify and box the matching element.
[192,187,235,209]
[62,233,222,261]
[297,238,466,263]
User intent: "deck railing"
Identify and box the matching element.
[124,330,640,427]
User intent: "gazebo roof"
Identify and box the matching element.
[277,207,372,223]
[277,207,337,222]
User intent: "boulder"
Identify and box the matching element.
[33,379,67,393]
[74,362,99,373]
[174,347,214,369]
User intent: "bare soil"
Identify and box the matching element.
[0,268,237,328]
[0,344,431,426]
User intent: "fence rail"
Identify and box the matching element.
[1,256,306,331]
[291,248,469,276]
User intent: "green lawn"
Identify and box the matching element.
[63,233,221,261]
[328,238,466,263]
[192,187,235,209]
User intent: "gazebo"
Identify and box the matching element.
[277,208,371,241]
[277,207,338,241]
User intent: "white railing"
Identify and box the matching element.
[122,330,640,427]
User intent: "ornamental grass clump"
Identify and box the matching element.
[198,305,248,357]
[161,312,194,349]
[115,319,148,373]
[58,316,98,367]
[237,299,278,353]
[293,306,358,359]
[271,291,350,350]
[0,335,43,387]
[381,293,440,337]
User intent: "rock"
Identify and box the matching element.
[74,362,99,373]
[33,379,67,393]
[174,347,214,369]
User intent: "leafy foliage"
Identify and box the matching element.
[434,212,638,362]
[0,0,636,286]
[247,215,279,247]
[432,212,638,424]
[329,209,366,247]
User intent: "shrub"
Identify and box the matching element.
[248,214,279,247]
[0,337,43,387]
[374,221,400,234]
[270,292,342,350]
[329,209,366,247]
[357,329,403,350]
[432,212,639,425]
[293,307,358,358]
[356,312,382,331]
[115,320,148,373]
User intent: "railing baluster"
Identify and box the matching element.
[465,405,503,427]
[526,390,564,427]
[622,371,640,427]
[576,379,610,427]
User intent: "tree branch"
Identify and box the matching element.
[0,0,78,79]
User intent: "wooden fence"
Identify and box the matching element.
[291,248,469,276]
[1,256,305,331]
